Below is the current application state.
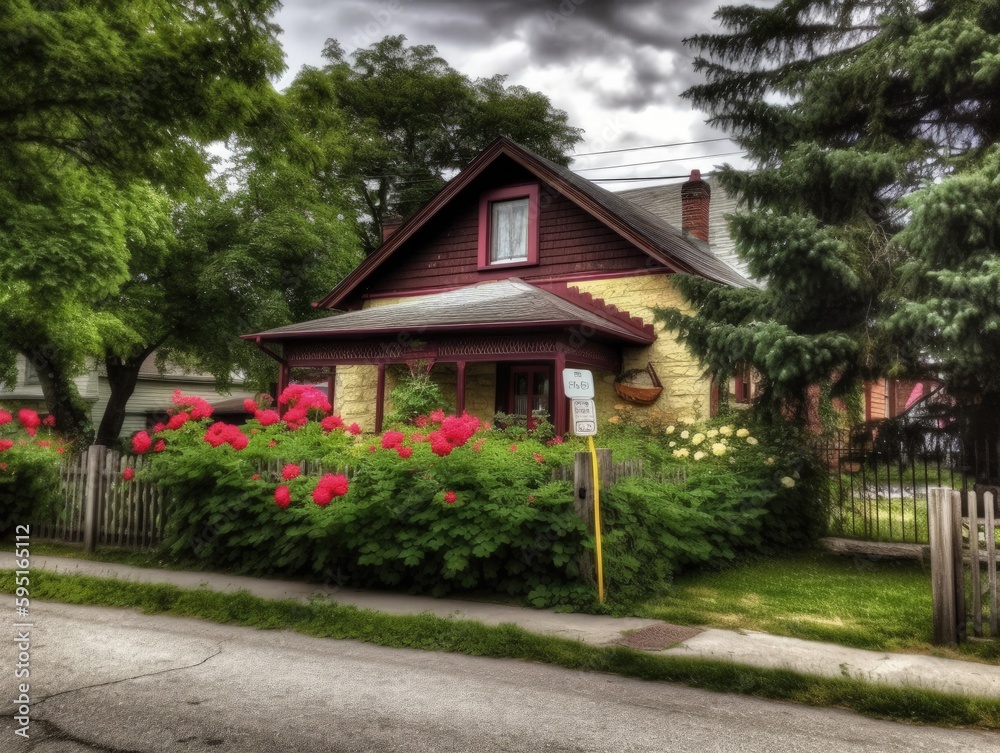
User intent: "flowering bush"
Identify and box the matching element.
[0,406,68,537]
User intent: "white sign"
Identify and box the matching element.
[562,368,594,399]
[571,398,597,436]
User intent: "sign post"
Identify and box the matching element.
[562,369,605,604]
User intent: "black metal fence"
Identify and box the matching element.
[814,423,998,544]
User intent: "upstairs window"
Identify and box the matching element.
[478,184,539,269]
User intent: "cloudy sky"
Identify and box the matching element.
[272,0,755,188]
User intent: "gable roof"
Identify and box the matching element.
[247,278,656,345]
[316,137,753,310]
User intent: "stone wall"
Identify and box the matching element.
[573,274,710,426]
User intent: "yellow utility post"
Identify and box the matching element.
[587,435,605,604]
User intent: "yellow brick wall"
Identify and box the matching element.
[573,274,710,426]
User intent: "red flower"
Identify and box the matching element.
[274,485,291,508]
[251,473,260,481]
[230,433,249,451]
[0,439,13,452]
[166,412,190,431]
[281,463,300,480]
[268,440,277,447]
[42,414,56,427]
[0,409,11,426]
[533,452,545,464]
[243,398,259,414]
[413,415,431,428]
[36,440,51,448]
[509,444,517,453]
[381,430,405,450]
[397,446,413,459]
[473,439,485,452]
[171,390,213,420]
[18,409,40,437]
[283,406,308,430]
[444,490,457,504]
[528,495,536,503]
[321,415,344,432]
[203,422,249,451]
[277,384,332,414]
[153,422,166,433]
[429,409,445,423]
[346,423,361,435]
[429,433,453,457]
[409,432,426,443]
[122,467,135,481]
[255,409,280,427]
[153,439,166,453]
[368,444,377,452]
[131,431,153,455]
[312,473,349,506]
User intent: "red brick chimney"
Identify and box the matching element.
[680,169,711,243]
[381,214,403,242]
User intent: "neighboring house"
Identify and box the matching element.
[2,353,258,437]
[244,137,754,436]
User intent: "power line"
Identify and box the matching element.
[571,137,731,157]
[574,150,746,172]
[590,173,709,182]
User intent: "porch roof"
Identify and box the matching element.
[244,279,656,345]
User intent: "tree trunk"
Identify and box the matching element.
[95,357,145,446]
[22,348,94,444]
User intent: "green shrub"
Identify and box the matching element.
[384,364,451,426]
[0,406,65,538]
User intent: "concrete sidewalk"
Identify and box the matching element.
[5,552,1000,699]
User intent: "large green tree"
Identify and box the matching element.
[0,0,285,439]
[288,35,584,254]
[657,0,1000,433]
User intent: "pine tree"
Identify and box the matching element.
[657,0,1000,434]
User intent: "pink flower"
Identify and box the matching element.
[255,409,280,427]
[0,410,11,426]
[243,398,259,414]
[277,384,332,414]
[251,473,260,481]
[528,495,536,503]
[397,446,413,459]
[281,464,301,480]
[203,422,249,451]
[473,439,485,452]
[429,433,453,457]
[36,440,51,448]
[410,432,426,443]
[18,409,40,437]
[444,490,457,504]
[381,430,405,450]
[122,467,135,481]
[154,439,166,453]
[346,423,361,435]
[533,452,545,464]
[429,409,445,423]
[274,485,291,508]
[413,415,431,428]
[283,406,308,430]
[312,473,349,506]
[171,390,213,420]
[268,440,277,447]
[509,444,517,453]
[42,414,56,427]
[153,422,166,433]
[230,433,249,451]
[368,444,377,452]
[131,431,153,455]
[546,436,564,446]
[321,415,345,432]
[166,412,190,431]
[0,439,13,452]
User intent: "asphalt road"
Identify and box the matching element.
[3,601,1000,753]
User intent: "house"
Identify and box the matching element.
[244,137,754,436]
[2,353,258,437]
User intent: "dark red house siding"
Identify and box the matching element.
[343,157,660,308]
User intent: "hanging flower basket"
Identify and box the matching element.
[614,363,663,405]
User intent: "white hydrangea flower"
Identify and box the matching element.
[736,428,750,438]
[781,476,796,488]
[711,442,726,456]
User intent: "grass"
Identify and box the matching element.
[829,495,930,544]
[636,551,1000,664]
[0,540,238,574]
[4,569,1000,731]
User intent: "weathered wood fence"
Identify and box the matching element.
[35,446,167,551]
[928,486,1000,644]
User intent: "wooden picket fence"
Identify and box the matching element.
[34,447,167,550]
[928,486,1000,644]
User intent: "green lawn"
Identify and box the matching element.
[637,551,1000,664]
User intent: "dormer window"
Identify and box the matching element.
[478,184,539,270]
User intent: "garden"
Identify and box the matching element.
[1,388,828,612]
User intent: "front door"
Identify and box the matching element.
[507,365,553,425]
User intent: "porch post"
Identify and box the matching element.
[456,361,467,415]
[554,348,568,436]
[327,366,337,413]
[375,363,386,433]
[277,362,290,416]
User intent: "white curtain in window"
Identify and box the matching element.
[491,198,529,262]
